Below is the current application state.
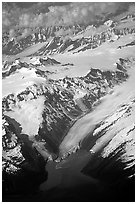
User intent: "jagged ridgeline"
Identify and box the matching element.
[2,2,135,201]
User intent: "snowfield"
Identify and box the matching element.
[4,96,45,136]
[59,60,135,157]
[52,34,134,78]
[2,11,135,200]
[2,68,46,97]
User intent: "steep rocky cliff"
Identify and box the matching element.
[2,6,135,201]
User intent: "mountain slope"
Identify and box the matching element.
[2,8,135,201]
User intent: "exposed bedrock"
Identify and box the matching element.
[3,58,132,161]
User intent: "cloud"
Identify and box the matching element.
[40,2,134,27]
[19,13,30,27]
[2,2,135,36]
[2,10,11,29]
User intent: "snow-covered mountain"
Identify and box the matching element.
[2,5,135,201]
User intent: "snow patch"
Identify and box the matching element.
[2,68,46,97]
[4,96,45,137]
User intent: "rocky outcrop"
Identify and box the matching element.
[2,15,135,56]
[2,58,131,164]
[2,11,135,201]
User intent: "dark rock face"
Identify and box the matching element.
[81,147,135,202]
[2,61,30,78]
[2,10,135,201]
[2,59,130,161]
[2,20,135,56]
[3,58,134,201]
[2,115,48,199]
[39,57,61,66]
